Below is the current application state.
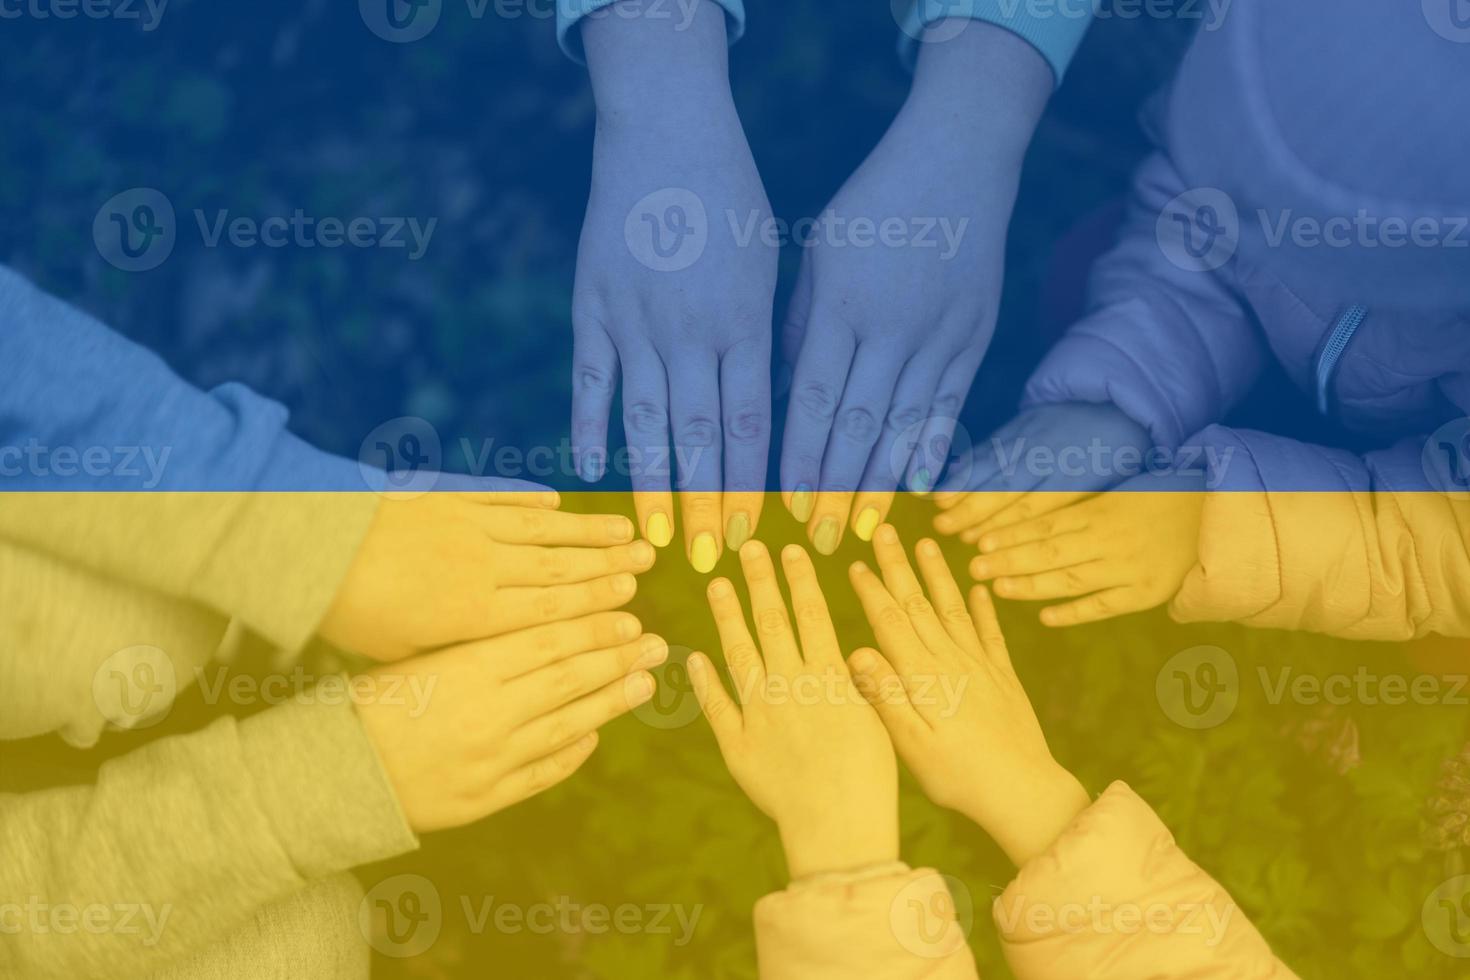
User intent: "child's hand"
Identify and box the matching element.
[968,471,1204,627]
[356,611,666,832]
[847,525,1089,867]
[320,494,655,662]
[932,402,1151,541]
[688,541,899,879]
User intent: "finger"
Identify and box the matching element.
[968,533,1095,583]
[486,731,600,812]
[495,540,656,586]
[669,350,724,573]
[847,560,926,675]
[847,647,928,740]
[510,671,657,762]
[991,561,1117,603]
[688,651,743,751]
[571,322,619,482]
[719,338,771,555]
[620,349,676,550]
[904,345,982,494]
[913,537,980,658]
[871,523,951,655]
[778,255,814,393]
[967,584,1015,676]
[932,490,1029,536]
[705,575,766,703]
[740,540,801,675]
[509,634,669,718]
[780,325,856,525]
[485,573,639,633]
[482,610,645,679]
[1039,587,1140,628]
[808,350,902,556]
[779,544,841,666]
[441,486,561,508]
[967,490,1094,542]
[849,353,946,541]
[478,508,636,547]
[932,427,1013,502]
[973,507,1091,554]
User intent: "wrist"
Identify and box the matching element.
[962,763,1090,868]
[779,816,900,881]
[583,0,734,122]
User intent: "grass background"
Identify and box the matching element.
[3,2,1469,976]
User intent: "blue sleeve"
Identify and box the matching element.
[0,264,363,491]
[897,0,1091,85]
[557,0,746,65]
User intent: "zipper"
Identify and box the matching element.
[1315,305,1368,416]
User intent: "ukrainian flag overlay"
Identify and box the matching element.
[2,1,1468,978]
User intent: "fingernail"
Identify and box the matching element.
[631,540,656,566]
[614,573,637,597]
[576,732,598,751]
[1040,608,1058,627]
[791,485,814,523]
[609,516,635,541]
[813,517,841,556]
[580,451,605,482]
[971,558,990,578]
[875,522,898,545]
[617,615,641,641]
[725,512,751,552]
[646,512,673,548]
[853,507,880,542]
[979,535,998,553]
[909,468,932,495]
[626,672,656,705]
[849,649,875,671]
[634,635,669,669]
[691,532,719,574]
[707,578,733,598]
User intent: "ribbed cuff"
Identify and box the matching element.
[897,0,1090,84]
[557,0,746,65]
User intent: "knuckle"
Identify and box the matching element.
[728,641,761,667]
[539,550,570,582]
[551,661,581,699]
[684,495,720,521]
[624,400,668,435]
[932,392,963,415]
[877,605,909,630]
[575,364,614,393]
[795,382,839,422]
[939,599,969,622]
[886,403,925,432]
[902,594,933,618]
[678,415,720,447]
[840,407,879,442]
[724,402,769,445]
[534,592,562,620]
[756,608,788,637]
[795,601,828,627]
[1063,568,1087,592]
[545,717,575,752]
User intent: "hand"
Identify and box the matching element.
[932,402,1153,542]
[688,541,899,879]
[778,22,1051,556]
[572,2,778,573]
[969,470,1205,627]
[319,493,654,662]
[356,611,667,832]
[846,525,1089,867]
